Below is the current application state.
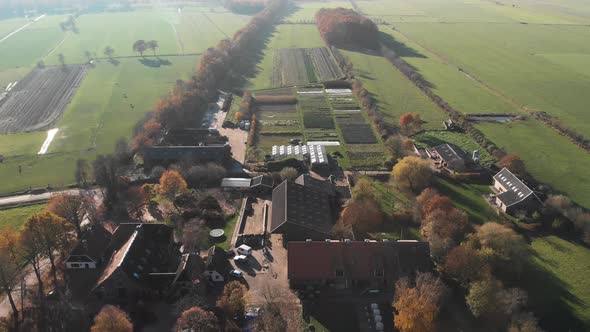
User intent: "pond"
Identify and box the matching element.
[467,114,518,123]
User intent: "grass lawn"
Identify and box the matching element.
[0,203,47,232]
[431,176,496,225]
[216,214,239,250]
[526,236,590,331]
[341,49,447,131]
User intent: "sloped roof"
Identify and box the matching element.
[94,223,177,290]
[433,144,464,164]
[287,240,431,280]
[294,174,336,196]
[67,225,112,262]
[493,168,535,207]
[270,180,334,236]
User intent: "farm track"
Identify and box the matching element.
[0,65,87,134]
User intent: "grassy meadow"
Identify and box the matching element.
[527,236,590,331]
[0,203,47,232]
[346,0,590,208]
[0,7,249,193]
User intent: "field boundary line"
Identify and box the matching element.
[201,12,229,38]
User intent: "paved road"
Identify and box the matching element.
[0,189,82,208]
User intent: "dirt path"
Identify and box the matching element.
[169,22,185,55]
[215,110,247,164]
[0,259,50,318]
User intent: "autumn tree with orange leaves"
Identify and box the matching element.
[340,199,384,234]
[392,156,432,193]
[399,112,423,135]
[393,272,448,332]
[158,170,188,210]
[21,212,75,289]
[91,305,133,332]
[175,306,219,332]
[47,193,93,238]
[498,153,526,176]
[316,8,379,49]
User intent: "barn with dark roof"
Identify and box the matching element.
[270,179,337,241]
[492,168,541,214]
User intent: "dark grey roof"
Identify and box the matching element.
[67,225,112,262]
[294,174,336,196]
[270,180,334,236]
[433,144,464,164]
[493,168,534,207]
[143,145,230,162]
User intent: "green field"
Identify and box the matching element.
[0,8,249,193]
[346,0,590,208]
[0,203,47,232]
[341,50,447,131]
[527,236,590,331]
[431,177,495,225]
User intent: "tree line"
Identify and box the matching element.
[316,8,379,49]
[131,0,288,155]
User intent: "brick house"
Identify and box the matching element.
[287,240,431,290]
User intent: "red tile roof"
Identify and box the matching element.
[287,240,430,281]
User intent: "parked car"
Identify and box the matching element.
[226,249,236,258]
[233,255,248,263]
[229,269,243,279]
[237,244,252,256]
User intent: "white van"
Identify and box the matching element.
[236,244,252,256]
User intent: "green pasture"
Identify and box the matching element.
[526,236,590,331]
[43,10,249,65]
[393,22,590,134]
[341,49,446,131]
[285,1,352,21]
[431,176,495,225]
[0,203,47,232]
[383,28,517,115]
[0,7,250,193]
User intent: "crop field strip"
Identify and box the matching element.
[272,47,344,87]
[0,65,87,134]
[298,89,335,129]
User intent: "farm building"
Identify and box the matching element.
[492,168,541,215]
[271,144,328,167]
[270,179,338,242]
[143,144,231,168]
[220,175,274,194]
[142,127,231,168]
[427,143,466,172]
[287,240,431,290]
[64,225,112,269]
[91,223,204,301]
